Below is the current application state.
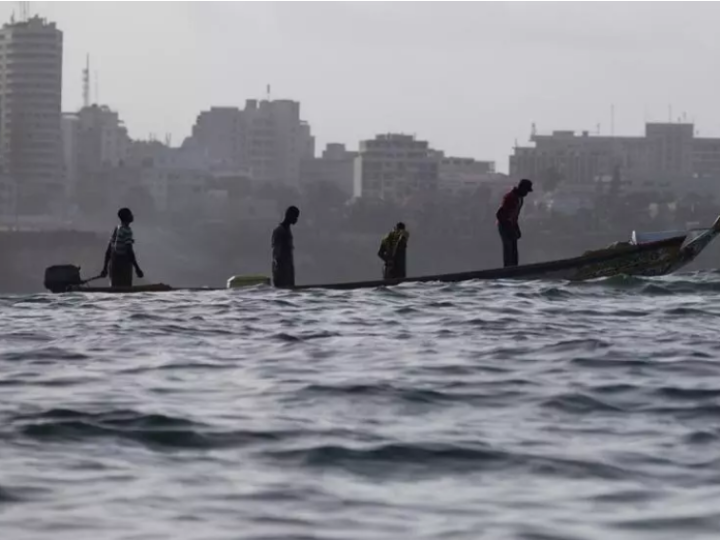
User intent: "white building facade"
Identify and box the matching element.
[353,134,439,204]
[185,98,315,188]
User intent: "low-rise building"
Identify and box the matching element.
[300,143,357,198]
[438,156,502,196]
[509,122,720,199]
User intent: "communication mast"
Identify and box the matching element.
[18,1,30,22]
[94,69,99,105]
[82,54,90,107]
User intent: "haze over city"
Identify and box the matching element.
[4,7,720,539]
[2,1,720,294]
[4,1,720,170]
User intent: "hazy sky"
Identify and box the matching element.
[5,2,720,172]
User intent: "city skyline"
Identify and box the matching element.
[4,2,720,173]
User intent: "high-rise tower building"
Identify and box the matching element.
[0,14,63,215]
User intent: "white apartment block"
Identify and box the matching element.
[187,98,315,188]
[77,104,129,168]
[353,134,438,204]
[240,99,315,187]
[186,106,243,169]
[62,105,129,184]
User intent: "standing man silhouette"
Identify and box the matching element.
[496,179,533,267]
[271,206,300,288]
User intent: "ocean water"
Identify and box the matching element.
[2,273,720,540]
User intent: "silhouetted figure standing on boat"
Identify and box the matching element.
[496,179,533,267]
[378,222,409,279]
[272,206,300,288]
[100,207,144,287]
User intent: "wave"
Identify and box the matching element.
[300,382,469,404]
[653,386,720,400]
[272,330,340,342]
[563,272,720,296]
[609,512,720,533]
[267,441,638,481]
[541,392,626,414]
[12,408,295,450]
[683,430,720,445]
[0,485,23,503]
[1,346,91,363]
[267,441,505,471]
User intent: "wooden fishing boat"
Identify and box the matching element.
[293,216,720,291]
[44,216,720,294]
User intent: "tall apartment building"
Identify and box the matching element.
[185,98,315,187]
[353,134,438,203]
[0,15,63,215]
[75,104,129,171]
[62,105,130,208]
[186,106,243,169]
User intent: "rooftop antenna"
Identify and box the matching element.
[82,54,90,108]
[94,69,99,105]
[19,1,29,22]
[266,84,271,101]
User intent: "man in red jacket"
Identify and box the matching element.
[496,178,533,267]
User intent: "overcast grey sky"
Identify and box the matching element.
[5,2,720,172]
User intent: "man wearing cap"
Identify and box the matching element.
[495,178,533,267]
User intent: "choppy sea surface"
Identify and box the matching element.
[2,272,720,540]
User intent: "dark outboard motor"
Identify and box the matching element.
[44,265,83,293]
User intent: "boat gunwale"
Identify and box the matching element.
[292,234,697,291]
[64,284,224,294]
